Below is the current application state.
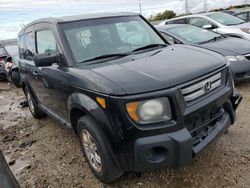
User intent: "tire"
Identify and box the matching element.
[11,70,21,88]
[25,87,45,119]
[77,116,123,183]
[0,73,6,81]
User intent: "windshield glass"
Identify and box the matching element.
[4,45,18,56]
[167,25,221,44]
[207,13,246,26]
[60,16,165,63]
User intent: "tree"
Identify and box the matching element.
[149,10,176,21]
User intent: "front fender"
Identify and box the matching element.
[67,93,117,142]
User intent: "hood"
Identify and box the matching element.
[86,45,226,95]
[199,37,250,56]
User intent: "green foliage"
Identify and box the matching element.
[149,10,176,22]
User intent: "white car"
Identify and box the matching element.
[159,12,250,40]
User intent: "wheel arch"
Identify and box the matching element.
[67,93,115,140]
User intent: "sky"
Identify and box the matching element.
[0,0,249,39]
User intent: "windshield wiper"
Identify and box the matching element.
[82,53,130,64]
[132,44,167,52]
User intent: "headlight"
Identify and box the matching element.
[241,28,250,34]
[126,97,172,124]
[225,55,247,62]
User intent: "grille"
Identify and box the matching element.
[181,73,222,102]
[184,107,224,147]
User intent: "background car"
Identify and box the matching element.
[156,24,250,81]
[159,12,250,40]
[223,10,250,22]
[0,39,18,81]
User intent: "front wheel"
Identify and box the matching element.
[77,116,123,183]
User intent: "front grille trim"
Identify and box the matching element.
[181,72,222,102]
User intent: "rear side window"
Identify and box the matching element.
[36,30,57,54]
[24,32,35,61]
[167,18,187,24]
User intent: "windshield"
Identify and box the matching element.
[167,25,221,44]
[4,45,18,56]
[60,16,165,63]
[207,13,246,26]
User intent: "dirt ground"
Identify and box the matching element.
[0,82,250,188]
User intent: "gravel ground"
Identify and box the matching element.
[0,82,250,188]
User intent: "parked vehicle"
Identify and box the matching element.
[0,150,20,188]
[234,11,250,22]
[159,12,250,40]
[18,13,241,183]
[224,10,250,22]
[0,39,18,81]
[156,24,250,81]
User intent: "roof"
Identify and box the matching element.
[19,12,138,34]
[159,12,228,25]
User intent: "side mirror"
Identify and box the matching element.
[202,24,213,29]
[33,53,58,67]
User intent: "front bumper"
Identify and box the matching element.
[134,107,231,171]
[133,95,241,171]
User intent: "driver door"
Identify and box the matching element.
[32,24,68,119]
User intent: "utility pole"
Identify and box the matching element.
[139,3,142,15]
[204,0,208,12]
[185,0,189,14]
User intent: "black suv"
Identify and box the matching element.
[18,13,241,183]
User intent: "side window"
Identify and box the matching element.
[188,17,215,28]
[167,18,187,24]
[236,13,247,21]
[18,35,25,59]
[36,30,57,54]
[24,32,35,61]
[160,33,175,45]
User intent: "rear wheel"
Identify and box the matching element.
[25,87,45,119]
[77,115,123,183]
